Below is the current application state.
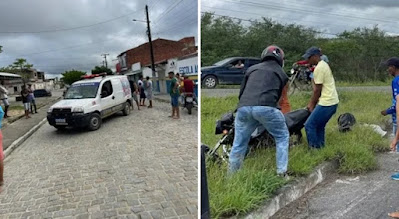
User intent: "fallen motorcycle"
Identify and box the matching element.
[205,108,311,163]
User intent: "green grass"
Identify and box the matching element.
[8,106,24,111]
[335,80,390,87]
[202,91,391,218]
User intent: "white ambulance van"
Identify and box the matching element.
[47,74,132,131]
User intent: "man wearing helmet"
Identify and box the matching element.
[303,47,339,149]
[229,45,290,177]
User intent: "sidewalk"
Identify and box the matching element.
[2,97,61,151]
[272,152,399,219]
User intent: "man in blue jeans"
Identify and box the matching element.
[303,47,339,149]
[229,45,290,177]
[380,57,399,183]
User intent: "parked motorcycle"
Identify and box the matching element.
[182,92,195,115]
[288,62,313,95]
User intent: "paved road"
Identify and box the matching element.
[0,101,197,218]
[271,153,399,219]
[201,86,391,98]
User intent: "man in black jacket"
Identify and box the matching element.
[229,45,290,177]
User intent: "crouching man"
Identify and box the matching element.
[229,45,290,177]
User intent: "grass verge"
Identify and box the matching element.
[203,81,389,90]
[202,91,391,218]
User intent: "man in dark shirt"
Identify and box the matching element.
[229,45,290,177]
[21,85,31,119]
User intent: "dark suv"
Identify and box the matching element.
[34,89,52,97]
[201,57,261,88]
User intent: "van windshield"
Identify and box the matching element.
[64,82,100,99]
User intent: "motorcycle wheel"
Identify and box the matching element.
[187,103,193,115]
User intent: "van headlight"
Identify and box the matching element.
[47,107,53,113]
[72,107,84,113]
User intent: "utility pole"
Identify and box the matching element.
[145,5,156,78]
[101,54,109,68]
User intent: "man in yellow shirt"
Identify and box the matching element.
[303,47,339,149]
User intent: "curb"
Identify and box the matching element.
[3,118,47,161]
[153,96,170,104]
[244,160,339,219]
[3,96,62,128]
[3,96,62,161]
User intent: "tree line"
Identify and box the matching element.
[201,13,399,82]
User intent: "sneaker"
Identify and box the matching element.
[277,172,290,180]
[391,173,399,180]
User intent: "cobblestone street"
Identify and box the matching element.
[0,100,198,219]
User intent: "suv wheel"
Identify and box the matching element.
[203,75,218,89]
[54,125,66,131]
[88,113,101,131]
[123,102,131,116]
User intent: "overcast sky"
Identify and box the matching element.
[0,0,198,78]
[202,0,399,37]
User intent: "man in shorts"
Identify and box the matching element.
[168,72,180,119]
[21,85,31,119]
[145,76,153,108]
[28,84,37,114]
[0,81,9,118]
[129,80,140,110]
[138,76,146,106]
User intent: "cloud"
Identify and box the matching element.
[0,0,198,76]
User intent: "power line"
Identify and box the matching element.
[154,18,197,35]
[201,12,339,36]
[153,0,184,24]
[154,6,197,34]
[0,11,138,34]
[202,5,365,31]
[255,0,399,23]
[217,0,399,24]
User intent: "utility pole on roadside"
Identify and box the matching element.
[101,54,109,68]
[145,5,156,78]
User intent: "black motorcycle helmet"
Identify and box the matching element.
[261,45,285,67]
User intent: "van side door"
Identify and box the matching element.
[99,80,114,118]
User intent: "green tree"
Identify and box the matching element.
[62,70,86,85]
[12,58,33,85]
[201,13,247,66]
[91,66,113,75]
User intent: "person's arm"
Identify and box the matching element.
[0,106,4,122]
[173,79,179,93]
[307,84,322,112]
[278,84,289,106]
[391,95,399,151]
[307,65,324,112]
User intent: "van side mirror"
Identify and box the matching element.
[101,91,107,98]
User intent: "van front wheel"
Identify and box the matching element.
[88,113,101,131]
[123,102,131,116]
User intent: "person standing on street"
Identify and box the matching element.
[168,72,180,119]
[0,105,4,190]
[21,85,31,119]
[229,45,290,177]
[382,57,399,218]
[0,81,9,118]
[138,76,146,106]
[145,76,153,108]
[303,47,339,149]
[27,84,37,114]
[129,80,140,110]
